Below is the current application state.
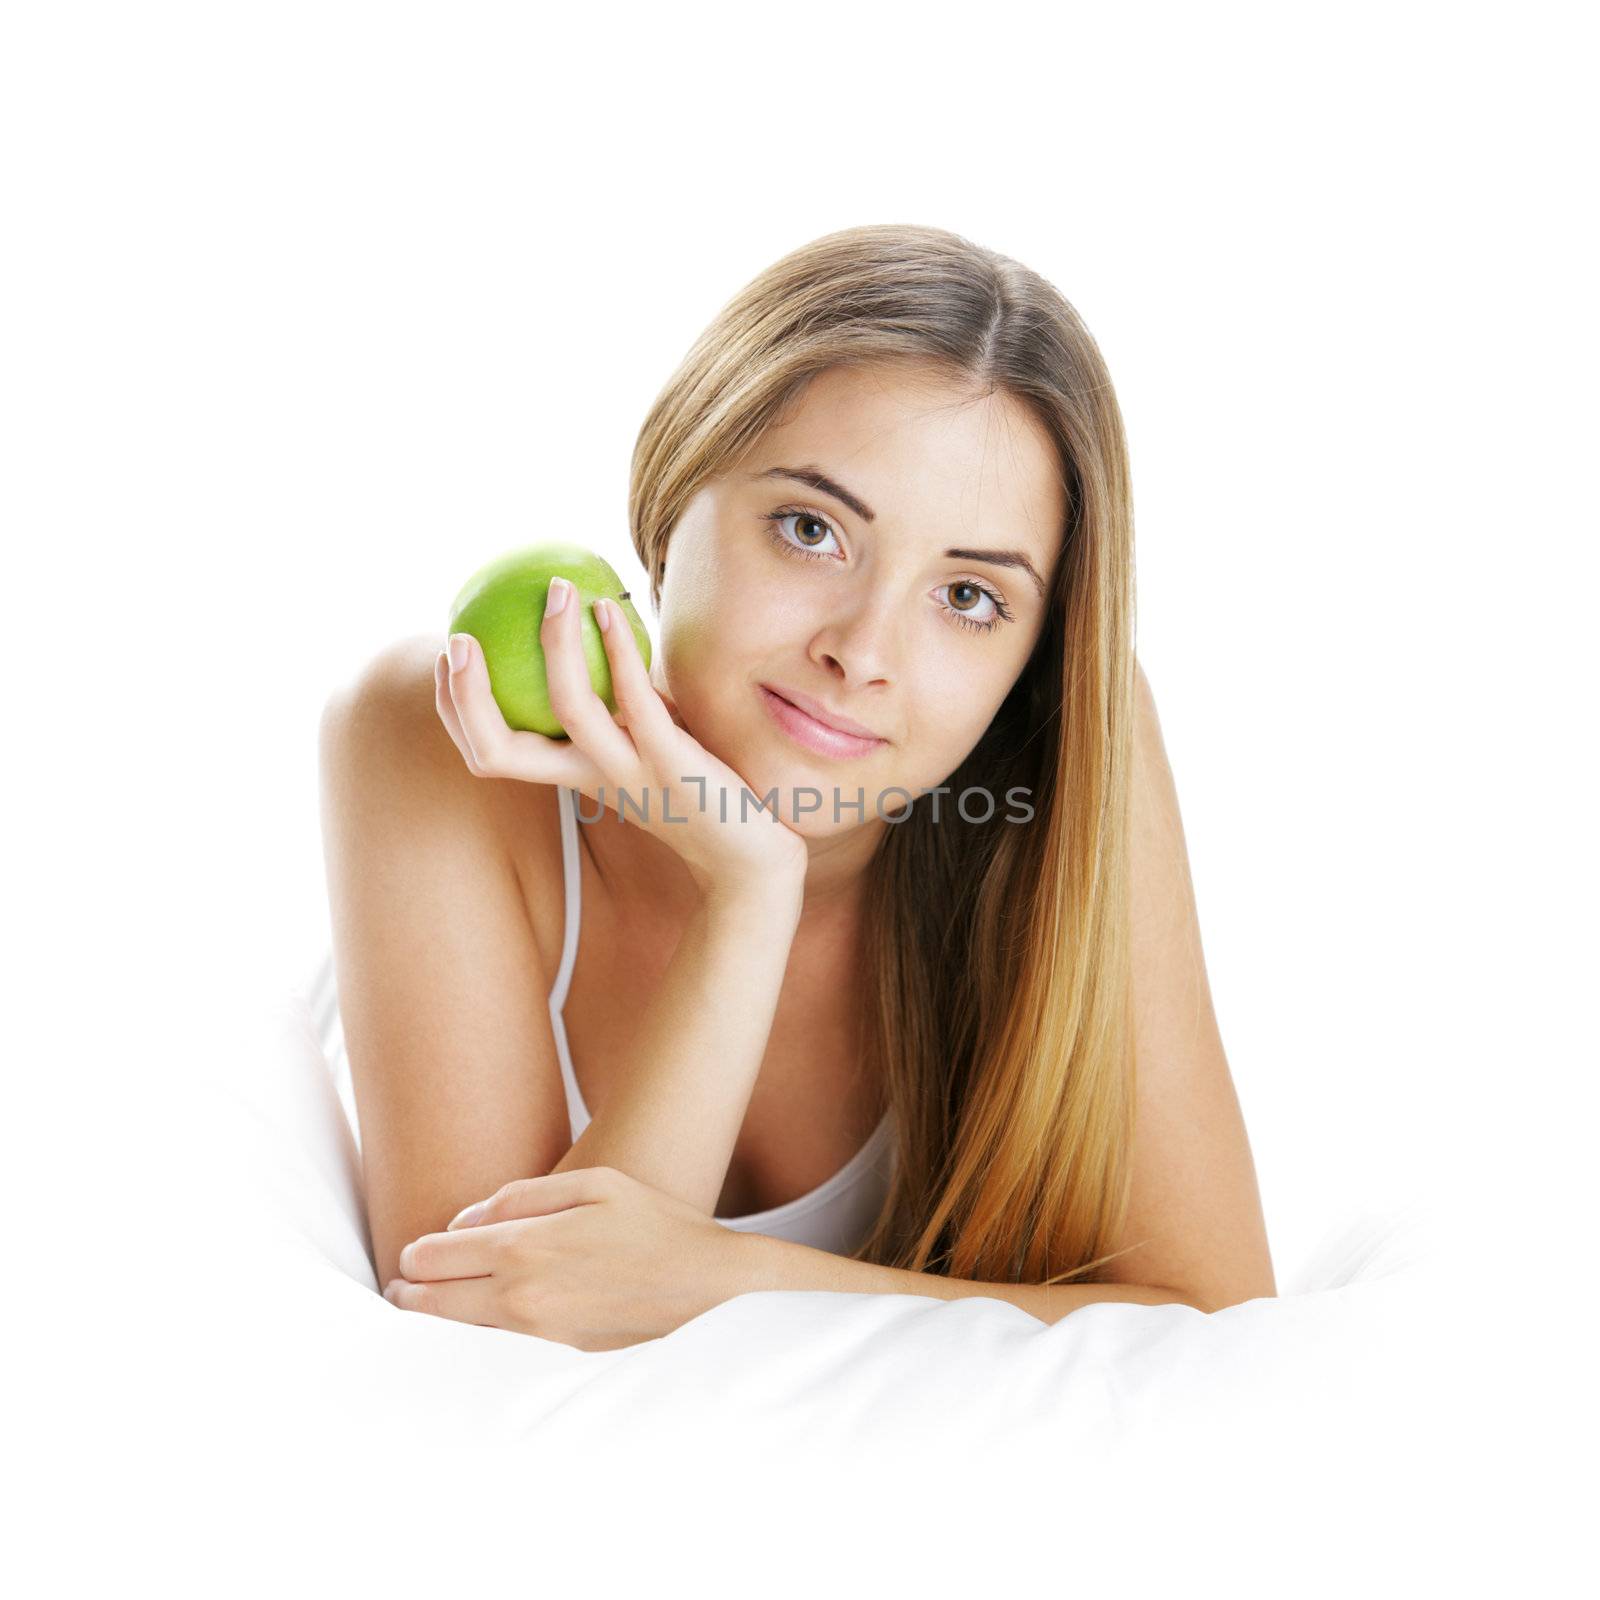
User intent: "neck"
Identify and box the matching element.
[793,816,884,925]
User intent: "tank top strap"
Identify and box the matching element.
[548,785,582,1013]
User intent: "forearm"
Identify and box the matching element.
[550,877,804,1217]
[737,1233,1209,1321]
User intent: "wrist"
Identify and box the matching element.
[698,869,805,925]
[732,1229,814,1293]
[728,1230,904,1297]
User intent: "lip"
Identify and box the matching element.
[759,685,888,759]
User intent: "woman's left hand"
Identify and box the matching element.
[381,1166,766,1352]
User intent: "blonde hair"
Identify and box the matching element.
[629,224,1143,1286]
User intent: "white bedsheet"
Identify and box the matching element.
[175,965,1578,1595]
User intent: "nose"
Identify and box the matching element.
[805,590,898,696]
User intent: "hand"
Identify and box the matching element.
[435,581,809,897]
[381,1166,767,1352]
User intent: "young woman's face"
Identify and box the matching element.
[651,360,1067,837]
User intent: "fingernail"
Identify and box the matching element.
[449,1201,487,1229]
[545,576,569,616]
[382,1281,399,1302]
[448,634,469,672]
[595,597,611,633]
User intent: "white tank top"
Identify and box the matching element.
[547,785,894,1255]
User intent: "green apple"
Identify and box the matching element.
[446,543,652,738]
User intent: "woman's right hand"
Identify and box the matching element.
[434,577,809,899]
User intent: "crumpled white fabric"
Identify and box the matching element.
[160,963,1574,1596]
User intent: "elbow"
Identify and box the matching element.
[1179,1279,1279,1314]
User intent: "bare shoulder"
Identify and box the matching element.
[321,632,445,756]
[319,632,567,967]
[1133,654,1158,720]
[316,632,578,1284]
[1103,650,1277,1311]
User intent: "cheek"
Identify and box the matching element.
[893,663,1017,777]
[654,588,775,748]
[660,538,814,687]
[658,593,768,686]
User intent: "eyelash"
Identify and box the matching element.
[758,504,1016,634]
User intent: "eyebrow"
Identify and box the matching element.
[749,465,1048,598]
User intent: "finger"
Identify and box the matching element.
[446,631,600,789]
[396,1221,521,1283]
[383,1272,501,1327]
[540,580,639,778]
[448,1167,614,1229]
[435,652,487,775]
[444,633,514,772]
[594,598,677,762]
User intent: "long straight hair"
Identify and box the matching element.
[628,224,1143,1286]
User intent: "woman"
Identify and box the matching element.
[319,223,1276,1352]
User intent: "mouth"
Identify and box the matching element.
[758,685,888,760]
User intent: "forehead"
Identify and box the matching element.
[743,362,1067,562]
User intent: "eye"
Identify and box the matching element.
[938,580,1009,633]
[758,504,1017,635]
[761,506,841,559]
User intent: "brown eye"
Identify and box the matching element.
[936,578,1008,633]
[762,507,841,559]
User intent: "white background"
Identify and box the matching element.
[6,1,1593,1589]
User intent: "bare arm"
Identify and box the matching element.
[432,585,815,1223]
[318,641,574,1291]
[1095,661,1277,1309]
[740,1234,1214,1316]
[550,875,806,1218]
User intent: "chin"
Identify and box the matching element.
[756,759,911,835]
